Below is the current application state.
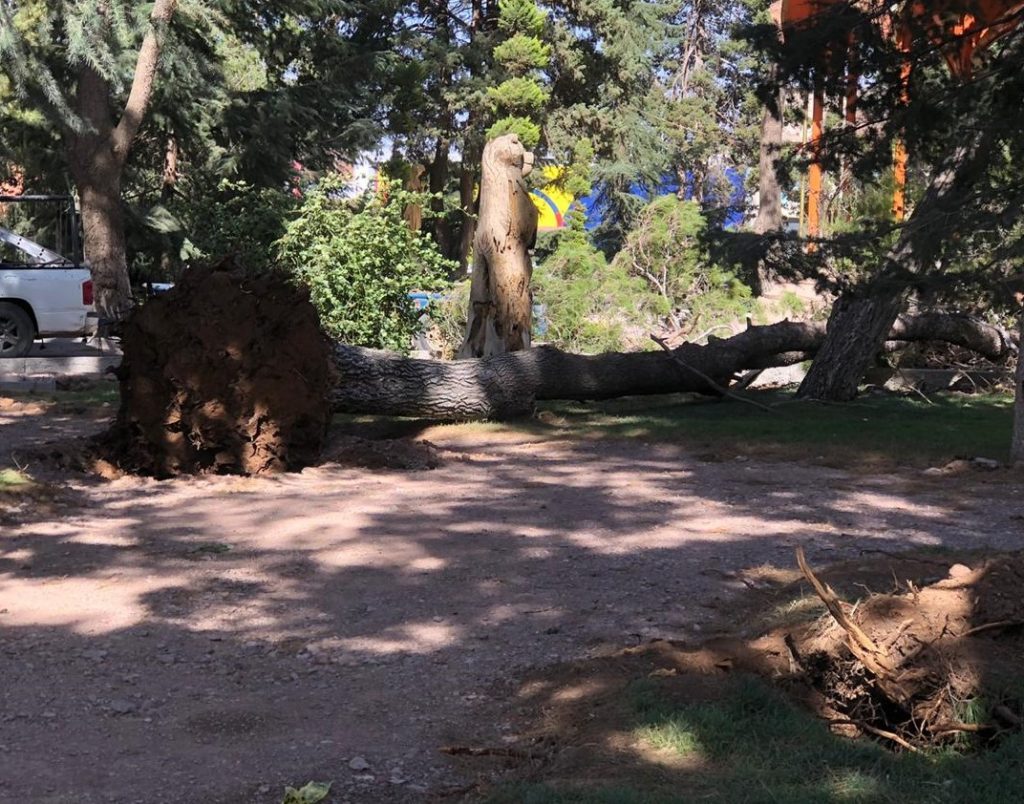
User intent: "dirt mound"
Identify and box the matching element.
[321,435,445,470]
[459,550,1024,798]
[793,549,1024,751]
[96,261,333,476]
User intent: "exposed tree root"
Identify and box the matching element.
[793,550,1024,752]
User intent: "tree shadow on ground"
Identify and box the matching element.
[0,399,1021,802]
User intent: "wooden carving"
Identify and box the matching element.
[457,134,539,359]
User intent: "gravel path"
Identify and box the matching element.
[1,400,1021,802]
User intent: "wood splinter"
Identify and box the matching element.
[795,547,901,688]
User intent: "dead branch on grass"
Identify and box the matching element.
[827,718,921,753]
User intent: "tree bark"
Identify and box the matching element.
[457,135,539,358]
[798,123,997,401]
[402,163,425,232]
[428,139,453,258]
[795,289,906,401]
[77,172,132,316]
[457,165,477,274]
[1012,311,1024,466]
[66,0,178,321]
[753,81,784,237]
[332,313,1013,420]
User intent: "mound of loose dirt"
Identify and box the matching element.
[96,260,333,477]
[791,549,1024,751]
[462,550,1024,796]
[321,435,445,470]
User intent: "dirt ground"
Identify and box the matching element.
[1,395,1022,803]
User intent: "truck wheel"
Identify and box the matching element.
[0,302,35,358]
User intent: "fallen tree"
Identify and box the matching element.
[96,261,1014,476]
[331,312,1015,420]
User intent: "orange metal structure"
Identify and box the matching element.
[773,0,1024,236]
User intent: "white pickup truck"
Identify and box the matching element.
[1,226,96,358]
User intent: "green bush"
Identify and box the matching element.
[424,280,472,359]
[533,223,667,353]
[275,177,455,351]
[187,179,297,273]
[613,197,753,338]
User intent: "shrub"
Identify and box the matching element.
[276,177,455,351]
[187,180,297,273]
[532,222,667,353]
[613,196,753,338]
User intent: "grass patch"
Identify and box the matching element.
[338,391,1013,469]
[630,676,1024,803]
[492,676,1024,803]
[532,392,1012,467]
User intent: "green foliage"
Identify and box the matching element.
[486,0,549,155]
[486,116,542,150]
[185,180,297,274]
[276,177,455,351]
[423,280,472,359]
[487,77,549,113]
[1,0,389,285]
[497,0,546,35]
[533,225,667,353]
[216,34,267,93]
[613,197,753,336]
[492,34,550,73]
[281,781,331,804]
[563,139,595,199]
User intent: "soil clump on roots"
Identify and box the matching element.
[96,260,333,477]
[789,549,1024,752]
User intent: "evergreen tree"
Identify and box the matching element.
[747,4,1024,410]
[0,1,391,311]
[486,0,549,148]
[1,0,183,319]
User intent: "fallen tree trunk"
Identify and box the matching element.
[98,262,1015,477]
[332,313,1014,420]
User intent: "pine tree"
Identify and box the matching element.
[748,5,1024,411]
[486,0,549,148]
[1,1,391,305]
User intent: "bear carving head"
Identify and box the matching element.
[483,133,534,179]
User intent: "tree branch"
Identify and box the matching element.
[112,0,179,162]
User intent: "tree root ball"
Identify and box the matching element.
[98,261,333,477]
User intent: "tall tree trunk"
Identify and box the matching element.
[68,66,130,321]
[77,173,132,318]
[428,139,452,258]
[65,0,178,320]
[159,135,179,277]
[753,81,784,236]
[794,289,906,401]
[1012,311,1024,465]
[458,165,477,274]
[402,163,425,232]
[798,124,996,401]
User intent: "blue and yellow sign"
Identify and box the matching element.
[529,167,576,231]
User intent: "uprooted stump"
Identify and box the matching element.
[95,261,333,477]
[470,550,1024,796]
[792,549,1024,752]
